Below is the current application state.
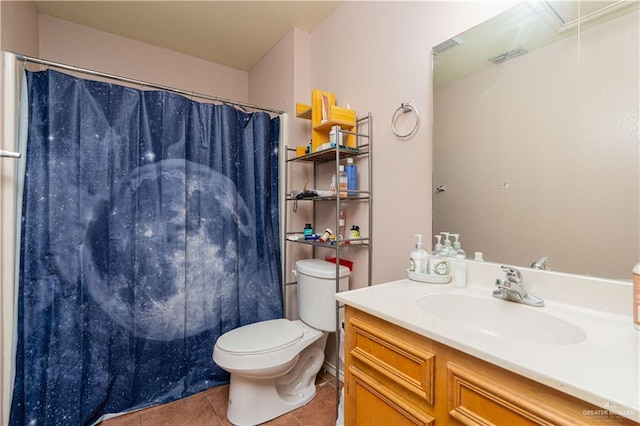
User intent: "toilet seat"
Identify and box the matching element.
[216,319,304,355]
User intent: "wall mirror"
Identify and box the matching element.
[433,0,639,280]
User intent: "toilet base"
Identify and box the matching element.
[226,340,326,425]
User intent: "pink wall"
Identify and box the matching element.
[1,1,39,55]
[38,14,248,102]
[307,1,515,285]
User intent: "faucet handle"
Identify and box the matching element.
[531,256,550,270]
[500,265,522,284]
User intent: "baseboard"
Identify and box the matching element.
[322,360,344,383]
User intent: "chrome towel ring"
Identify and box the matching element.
[391,102,419,139]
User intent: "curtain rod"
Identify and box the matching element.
[13,53,285,115]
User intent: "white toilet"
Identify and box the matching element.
[213,259,350,425]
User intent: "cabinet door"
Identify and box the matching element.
[446,361,634,426]
[348,365,434,426]
[348,314,435,405]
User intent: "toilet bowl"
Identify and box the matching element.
[213,259,349,426]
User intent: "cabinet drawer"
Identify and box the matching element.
[447,361,634,426]
[349,365,435,426]
[349,316,435,405]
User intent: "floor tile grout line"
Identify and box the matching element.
[205,391,224,425]
[103,373,343,426]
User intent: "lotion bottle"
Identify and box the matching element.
[433,234,443,256]
[429,235,449,276]
[454,254,467,288]
[451,234,466,258]
[409,234,428,274]
[441,232,455,257]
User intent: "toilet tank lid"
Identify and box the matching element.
[216,319,303,354]
[296,259,350,278]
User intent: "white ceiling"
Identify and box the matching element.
[34,1,342,71]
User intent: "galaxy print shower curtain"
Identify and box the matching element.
[10,69,282,425]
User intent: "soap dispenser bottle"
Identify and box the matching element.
[429,235,449,276]
[451,233,466,258]
[409,234,428,274]
[433,235,443,257]
[441,232,455,257]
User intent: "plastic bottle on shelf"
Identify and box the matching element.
[318,229,332,243]
[349,225,360,242]
[338,165,348,197]
[409,234,429,274]
[303,223,313,237]
[330,125,342,147]
[338,210,346,238]
[345,158,357,196]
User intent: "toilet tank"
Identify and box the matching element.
[295,259,350,332]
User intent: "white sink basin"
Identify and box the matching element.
[415,293,587,345]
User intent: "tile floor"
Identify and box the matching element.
[101,370,341,426]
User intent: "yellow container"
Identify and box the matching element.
[329,105,356,126]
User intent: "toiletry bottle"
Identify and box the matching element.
[349,225,360,241]
[345,158,357,196]
[441,232,455,257]
[454,254,467,288]
[319,228,332,243]
[429,235,449,275]
[451,234,466,258]
[330,174,337,194]
[433,235,443,257]
[634,262,640,331]
[338,165,348,197]
[303,223,313,237]
[409,234,428,274]
[338,210,346,238]
[330,125,342,147]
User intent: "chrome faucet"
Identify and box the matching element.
[493,266,544,307]
[530,256,550,270]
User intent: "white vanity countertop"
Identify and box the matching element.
[336,270,640,423]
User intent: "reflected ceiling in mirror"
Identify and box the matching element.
[432,0,639,280]
[434,1,639,87]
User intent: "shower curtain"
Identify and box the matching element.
[10,69,282,425]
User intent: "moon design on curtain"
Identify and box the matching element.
[83,159,254,341]
[10,69,282,425]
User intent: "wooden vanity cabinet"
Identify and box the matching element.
[344,307,638,426]
[346,307,437,425]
